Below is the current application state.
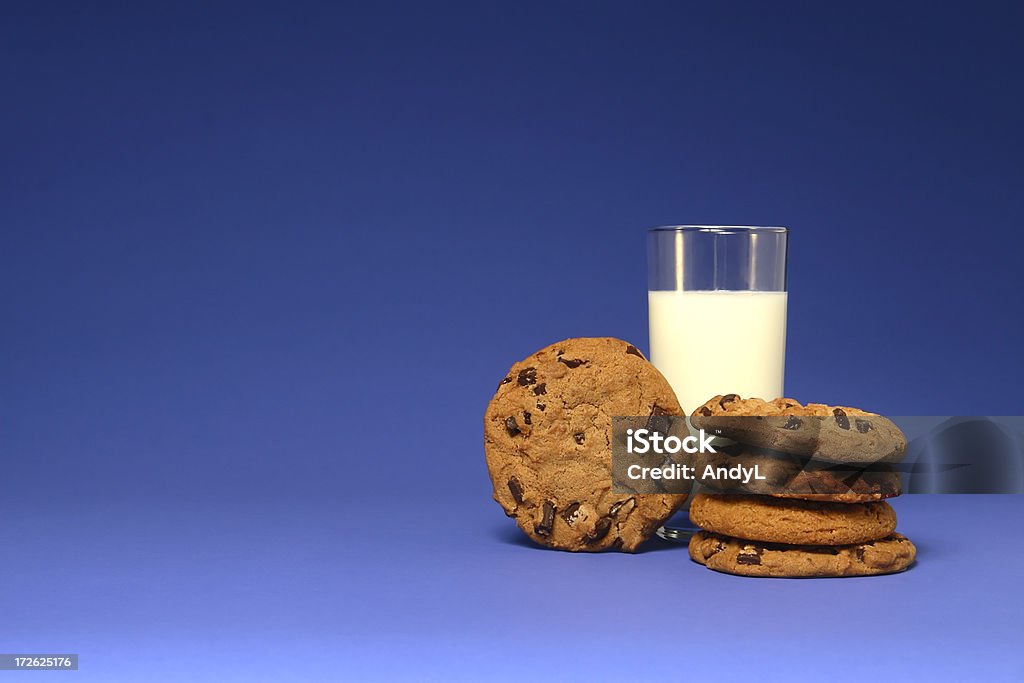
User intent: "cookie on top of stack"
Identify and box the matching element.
[686,395,917,578]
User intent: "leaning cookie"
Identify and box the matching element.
[484,337,690,552]
[690,395,907,465]
[689,493,897,545]
[689,531,917,578]
[694,443,902,502]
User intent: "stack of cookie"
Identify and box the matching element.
[686,395,917,577]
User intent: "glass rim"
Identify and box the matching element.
[648,225,788,234]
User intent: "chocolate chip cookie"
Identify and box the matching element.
[690,395,907,465]
[688,493,897,545]
[484,337,689,552]
[694,443,903,502]
[689,531,917,577]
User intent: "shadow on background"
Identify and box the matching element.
[492,522,684,553]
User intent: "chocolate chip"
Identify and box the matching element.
[719,394,739,408]
[574,432,585,445]
[833,408,850,430]
[499,376,512,389]
[783,416,803,430]
[855,418,873,433]
[719,443,745,457]
[557,357,585,369]
[561,502,581,525]
[536,402,546,411]
[697,406,712,417]
[505,416,521,436]
[532,383,547,396]
[507,477,525,504]
[737,546,763,565]
[522,411,532,425]
[517,368,537,386]
[534,501,555,536]
[645,405,673,435]
[586,516,612,543]
[854,546,866,562]
[625,345,644,358]
[707,539,727,557]
[609,498,635,517]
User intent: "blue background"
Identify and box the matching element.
[2,2,1022,680]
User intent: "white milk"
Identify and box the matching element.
[647,290,787,414]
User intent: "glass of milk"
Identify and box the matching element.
[647,226,788,539]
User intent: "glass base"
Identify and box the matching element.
[656,509,697,543]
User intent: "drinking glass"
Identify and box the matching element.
[646,226,789,540]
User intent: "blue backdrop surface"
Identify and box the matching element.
[2,2,1023,680]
